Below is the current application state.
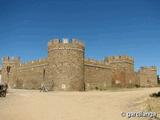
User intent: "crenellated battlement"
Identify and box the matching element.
[48,38,84,46]
[2,56,10,61]
[105,56,134,64]
[2,56,20,63]
[85,58,111,68]
[48,38,85,52]
[20,58,48,67]
[140,66,157,71]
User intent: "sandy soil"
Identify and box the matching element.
[0,88,159,120]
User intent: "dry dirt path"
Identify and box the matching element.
[0,88,159,120]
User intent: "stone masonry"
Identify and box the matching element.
[0,69,1,83]
[1,38,158,91]
[138,66,157,87]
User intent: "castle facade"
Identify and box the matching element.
[1,38,158,91]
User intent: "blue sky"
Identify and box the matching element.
[0,0,160,73]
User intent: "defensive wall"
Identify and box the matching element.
[16,58,48,89]
[138,66,157,87]
[0,69,1,83]
[84,58,112,90]
[1,38,158,91]
[105,56,136,87]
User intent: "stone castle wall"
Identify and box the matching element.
[16,58,48,89]
[105,56,137,87]
[105,56,134,70]
[1,57,20,86]
[84,59,112,90]
[0,69,1,83]
[2,57,48,89]
[138,66,157,87]
[1,38,158,91]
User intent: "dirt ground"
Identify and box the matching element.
[0,88,159,120]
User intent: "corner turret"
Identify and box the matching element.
[1,56,20,86]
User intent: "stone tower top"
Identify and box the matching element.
[2,56,20,63]
[2,56,10,61]
[48,38,84,52]
[105,56,134,64]
[48,38,84,46]
[48,38,85,52]
[140,66,157,71]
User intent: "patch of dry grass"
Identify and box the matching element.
[143,98,160,119]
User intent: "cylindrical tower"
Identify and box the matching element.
[47,38,85,91]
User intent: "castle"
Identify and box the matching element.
[1,38,158,91]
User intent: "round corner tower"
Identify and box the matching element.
[47,38,85,91]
